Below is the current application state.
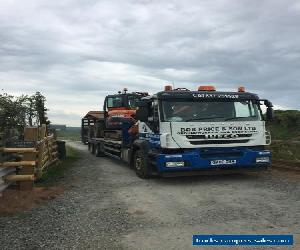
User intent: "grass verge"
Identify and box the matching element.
[269,141,300,171]
[270,141,300,162]
[36,145,81,186]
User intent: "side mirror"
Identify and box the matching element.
[260,99,274,121]
[266,107,274,121]
[136,100,150,122]
[136,106,149,122]
[264,100,273,107]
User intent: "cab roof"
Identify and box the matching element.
[156,90,259,101]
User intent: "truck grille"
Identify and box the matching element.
[200,151,243,159]
[190,139,250,145]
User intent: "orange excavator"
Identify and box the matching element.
[81,88,148,143]
[103,88,148,130]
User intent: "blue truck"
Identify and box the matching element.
[84,85,273,178]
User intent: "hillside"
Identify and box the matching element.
[56,127,81,141]
[268,110,300,163]
[267,110,300,140]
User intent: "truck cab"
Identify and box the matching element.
[134,86,273,177]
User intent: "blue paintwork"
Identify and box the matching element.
[136,131,271,173]
[155,147,271,172]
[121,121,133,146]
[138,132,161,148]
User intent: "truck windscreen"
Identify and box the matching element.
[161,100,261,122]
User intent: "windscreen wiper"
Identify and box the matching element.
[185,116,226,122]
[225,115,257,121]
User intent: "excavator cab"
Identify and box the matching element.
[103,90,148,130]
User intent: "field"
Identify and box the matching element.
[56,127,81,141]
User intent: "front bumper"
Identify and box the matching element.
[155,147,271,173]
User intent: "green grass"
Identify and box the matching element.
[270,142,300,162]
[36,146,81,186]
[268,124,300,141]
[56,127,81,141]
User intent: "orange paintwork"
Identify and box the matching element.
[108,109,137,118]
[238,86,246,92]
[107,107,128,111]
[198,85,216,91]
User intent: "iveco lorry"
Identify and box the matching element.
[85,85,273,178]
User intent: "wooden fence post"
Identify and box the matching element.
[39,124,47,140]
[36,139,45,178]
[18,151,36,190]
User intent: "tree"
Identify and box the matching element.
[0,91,50,135]
[33,91,49,126]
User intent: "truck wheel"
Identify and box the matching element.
[95,144,105,157]
[134,150,151,179]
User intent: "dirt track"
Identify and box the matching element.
[0,141,299,250]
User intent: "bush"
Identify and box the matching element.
[267,110,300,140]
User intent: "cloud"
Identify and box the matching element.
[0,0,299,126]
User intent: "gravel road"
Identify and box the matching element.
[1,141,299,250]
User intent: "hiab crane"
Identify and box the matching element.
[82,85,273,178]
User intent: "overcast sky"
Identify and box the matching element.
[1,0,299,126]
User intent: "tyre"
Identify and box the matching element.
[134,149,151,179]
[95,143,105,157]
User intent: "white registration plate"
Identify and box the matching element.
[210,159,237,166]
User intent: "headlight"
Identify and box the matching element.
[166,161,185,167]
[256,157,270,163]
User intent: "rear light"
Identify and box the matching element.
[198,85,216,91]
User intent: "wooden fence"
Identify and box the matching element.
[0,126,60,195]
[36,135,59,178]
